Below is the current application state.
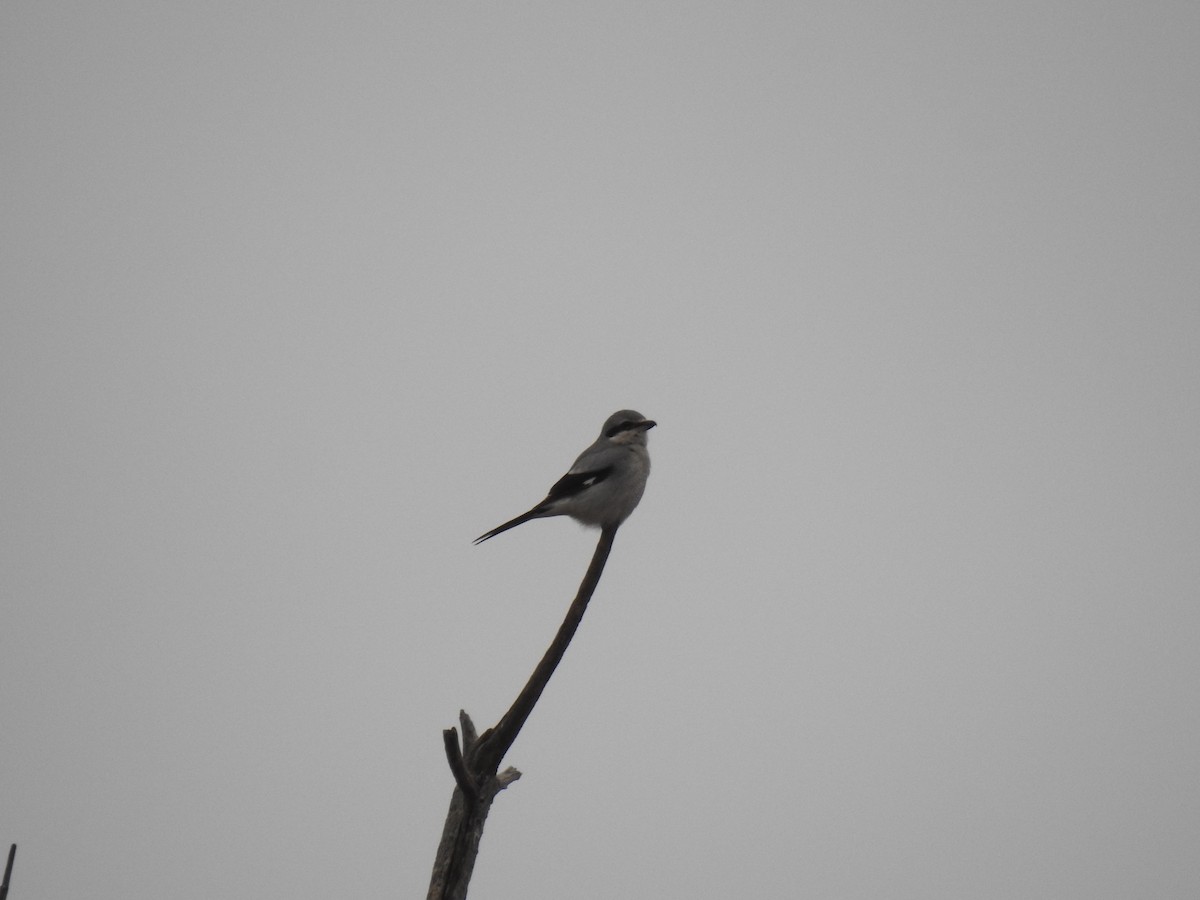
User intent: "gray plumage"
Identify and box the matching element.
[474,409,656,544]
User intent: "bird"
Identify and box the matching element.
[474,410,656,544]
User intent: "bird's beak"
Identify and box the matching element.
[640,420,657,431]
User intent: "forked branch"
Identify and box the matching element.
[426,525,620,900]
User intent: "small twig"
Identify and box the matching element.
[494,767,522,790]
[442,729,478,804]
[1,844,15,900]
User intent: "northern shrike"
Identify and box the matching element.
[474,410,656,544]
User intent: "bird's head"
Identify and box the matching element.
[602,410,657,446]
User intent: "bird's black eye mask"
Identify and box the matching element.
[605,421,640,438]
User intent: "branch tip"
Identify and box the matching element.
[459,711,478,751]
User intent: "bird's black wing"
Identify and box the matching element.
[544,466,614,503]
[473,466,614,545]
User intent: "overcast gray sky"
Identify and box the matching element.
[3,2,1199,898]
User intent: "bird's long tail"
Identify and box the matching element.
[472,506,547,544]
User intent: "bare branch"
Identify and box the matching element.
[427,524,621,899]
[473,524,618,774]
